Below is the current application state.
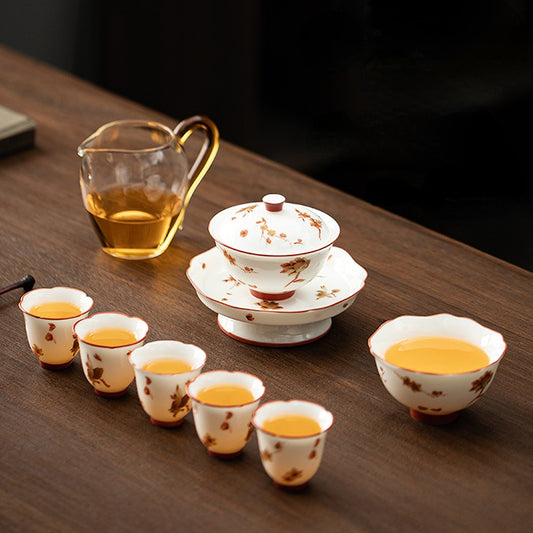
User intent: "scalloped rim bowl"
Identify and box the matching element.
[74,312,149,397]
[368,314,507,424]
[252,399,334,489]
[19,286,94,369]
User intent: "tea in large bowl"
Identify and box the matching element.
[368,314,506,424]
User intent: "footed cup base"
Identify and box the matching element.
[409,408,460,425]
[40,360,73,370]
[207,449,243,459]
[273,480,310,491]
[150,417,185,428]
[249,289,295,301]
[94,388,128,398]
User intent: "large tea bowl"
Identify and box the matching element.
[368,314,506,425]
[208,194,340,301]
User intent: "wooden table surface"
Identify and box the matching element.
[1,44,532,533]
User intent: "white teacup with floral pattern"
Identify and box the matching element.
[208,194,340,301]
[368,314,507,424]
[19,287,94,369]
[74,312,149,397]
[129,340,207,427]
[186,370,265,457]
[252,400,334,489]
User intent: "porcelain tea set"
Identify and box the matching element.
[188,193,368,346]
[14,118,507,489]
[187,192,506,425]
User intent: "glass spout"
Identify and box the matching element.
[77,120,176,157]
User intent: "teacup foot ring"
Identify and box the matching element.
[273,480,309,491]
[94,388,128,398]
[150,417,185,428]
[409,409,460,425]
[207,449,243,460]
[40,360,73,370]
[249,289,295,301]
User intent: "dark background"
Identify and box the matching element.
[1,0,532,270]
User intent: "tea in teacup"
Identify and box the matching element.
[19,287,94,369]
[196,384,255,405]
[261,413,322,437]
[129,340,207,426]
[83,327,138,347]
[141,357,192,374]
[74,312,149,397]
[186,370,265,457]
[384,336,490,374]
[252,400,334,489]
[30,301,82,319]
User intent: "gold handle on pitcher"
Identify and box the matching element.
[173,115,219,229]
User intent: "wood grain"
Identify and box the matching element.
[0,44,532,533]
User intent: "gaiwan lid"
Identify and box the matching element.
[208,193,340,256]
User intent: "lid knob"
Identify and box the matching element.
[262,193,285,212]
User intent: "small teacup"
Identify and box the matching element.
[252,400,334,489]
[18,287,94,369]
[186,370,265,458]
[73,312,149,397]
[129,340,207,427]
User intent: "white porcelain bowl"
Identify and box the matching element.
[252,400,334,489]
[208,194,340,301]
[74,312,149,397]
[129,340,207,427]
[186,370,266,457]
[19,286,94,369]
[368,314,506,424]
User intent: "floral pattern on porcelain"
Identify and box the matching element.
[85,353,111,389]
[30,335,79,362]
[129,340,206,426]
[187,371,265,456]
[19,287,93,368]
[186,247,368,329]
[227,201,324,249]
[169,385,191,418]
[368,314,506,421]
[208,195,341,298]
[252,400,334,488]
[75,312,148,396]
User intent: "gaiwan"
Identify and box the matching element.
[208,194,340,301]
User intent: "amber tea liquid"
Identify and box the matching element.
[85,184,183,259]
[196,384,255,406]
[30,301,82,319]
[262,414,322,437]
[83,327,137,347]
[142,358,192,374]
[385,336,490,374]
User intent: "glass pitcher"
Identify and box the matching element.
[78,116,219,259]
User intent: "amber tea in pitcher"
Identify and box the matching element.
[85,184,183,258]
[78,117,219,259]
